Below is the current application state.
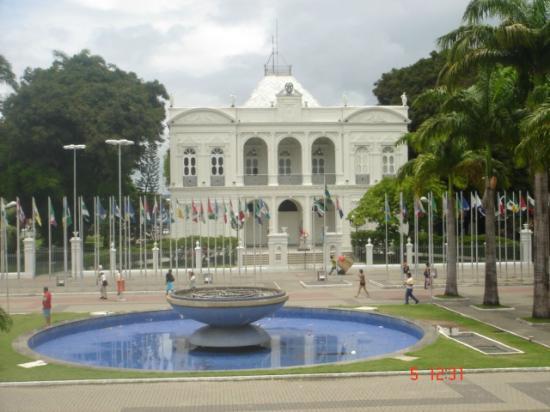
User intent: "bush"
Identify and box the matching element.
[0,307,12,333]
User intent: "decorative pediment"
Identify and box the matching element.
[345,108,408,124]
[170,109,235,125]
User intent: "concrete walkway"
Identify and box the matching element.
[1,265,549,411]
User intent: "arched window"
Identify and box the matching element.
[382,146,395,175]
[245,148,258,175]
[183,148,196,176]
[278,150,291,175]
[312,148,325,174]
[355,146,368,174]
[211,148,224,176]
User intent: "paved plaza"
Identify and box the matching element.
[1,264,549,411]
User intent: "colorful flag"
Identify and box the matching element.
[519,194,527,212]
[184,203,190,220]
[143,198,151,221]
[98,199,107,220]
[112,200,121,219]
[32,197,42,227]
[414,197,425,218]
[16,197,26,225]
[527,193,535,206]
[152,198,159,217]
[192,200,198,223]
[0,199,6,226]
[324,184,333,205]
[49,197,57,227]
[431,194,438,214]
[223,201,228,224]
[199,200,206,223]
[229,200,237,226]
[336,197,344,219]
[473,192,485,216]
[461,195,470,212]
[506,198,519,213]
[313,198,325,217]
[63,198,72,227]
[175,200,184,219]
[384,194,391,223]
[126,200,136,223]
[498,195,505,216]
[81,198,90,222]
[238,199,245,223]
[208,198,216,220]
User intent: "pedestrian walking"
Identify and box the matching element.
[42,286,52,326]
[402,259,410,277]
[165,269,175,295]
[98,266,108,300]
[423,263,431,289]
[328,255,337,276]
[188,270,196,289]
[116,270,125,297]
[355,269,369,298]
[404,271,419,304]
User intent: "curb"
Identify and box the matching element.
[1,367,549,387]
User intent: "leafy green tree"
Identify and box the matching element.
[400,98,484,296]
[163,148,170,187]
[373,51,473,131]
[136,142,160,195]
[517,87,550,317]
[439,0,550,314]
[0,50,168,240]
[0,55,18,90]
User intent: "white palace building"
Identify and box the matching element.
[168,62,409,267]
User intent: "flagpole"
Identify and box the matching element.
[16,198,20,280]
[159,195,163,275]
[504,190,508,282]
[512,191,516,278]
[63,196,68,285]
[460,191,464,281]
[455,193,459,282]
[442,193,446,271]
[385,192,388,274]
[144,196,148,277]
[93,196,97,278]
[1,198,9,314]
[428,193,432,268]
[323,176,327,277]
[128,196,132,279]
[470,192,474,276]
[48,197,52,279]
[312,196,316,275]
[414,198,420,278]
[475,192,479,283]
[139,196,143,277]
[498,192,502,276]
[253,199,257,284]
[399,192,404,269]
[78,196,82,280]
[519,190,523,282]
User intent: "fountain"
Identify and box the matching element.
[166,286,288,348]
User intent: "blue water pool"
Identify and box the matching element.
[28,308,424,371]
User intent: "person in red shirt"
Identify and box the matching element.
[42,287,52,326]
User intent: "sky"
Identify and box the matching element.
[0,0,472,108]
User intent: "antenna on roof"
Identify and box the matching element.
[264,19,291,76]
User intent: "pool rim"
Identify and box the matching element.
[15,307,437,374]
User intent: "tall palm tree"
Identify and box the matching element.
[438,0,548,308]
[399,114,483,296]
[517,94,550,317]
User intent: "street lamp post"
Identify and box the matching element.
[106,139,134,272]
[63,144,86,237]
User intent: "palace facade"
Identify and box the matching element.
[168,64,409,266]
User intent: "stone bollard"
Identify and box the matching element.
[406,237,413,267]
[23,236,36,277]
[520,224,533,263]
[109,243,116,276]
[365,238,373,265]
[70,236,82,279]
[152,242,160,276]
[194,241,202,272]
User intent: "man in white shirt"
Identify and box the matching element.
[404,272,419,304]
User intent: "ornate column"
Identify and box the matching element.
[236,134,244,186]
[302,136,311,185]
[268,136,277,186]
[335,133,344,185]
[303,196,312,248]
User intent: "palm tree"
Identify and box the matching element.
[0,55,18,91]
[517,94,550,317]
[399,112,483,296]
[438,0,549,308]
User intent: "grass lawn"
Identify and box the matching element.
[1,305,549,382]
[522,317,550,324]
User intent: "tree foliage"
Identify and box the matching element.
[0,50,168,237]
[373,51,457,131]
[136,142,160,195]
